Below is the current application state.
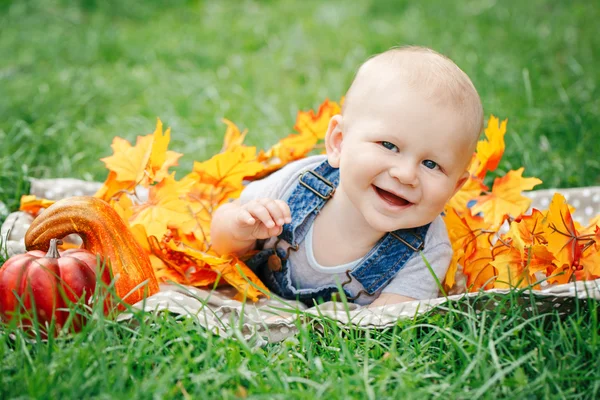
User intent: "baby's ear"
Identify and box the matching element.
[325,114,344,168]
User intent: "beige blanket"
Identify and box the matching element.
[2,178,600,344]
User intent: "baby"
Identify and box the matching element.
[211,46,483,307]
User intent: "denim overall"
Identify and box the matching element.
[245,160,430,306]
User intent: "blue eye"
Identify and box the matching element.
[380,141,398,152]
[422,160,438,170]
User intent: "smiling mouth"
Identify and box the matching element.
[373,186,413,208]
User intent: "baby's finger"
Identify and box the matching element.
[246,203,277,229]
[274,200,292,224]
[236,208,256,226]
[259,199,287,226]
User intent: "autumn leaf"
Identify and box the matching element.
[193,145,264,191]
[491,244,555,289]
[176,246,269,301]
[210,258,269,302]
[129,174,197,240]
[443,208,494,288]
[582,214,600,236]
[250,99,341,180]
[19,195,55,215]
[446,175,488,212]
[100,119,182,187]
[471,168,542,229]
[148,119,183,183]
[110,192,134,222]
[293,98,341,140]
[545,193,582,268]
[462,247,495,291]
[220,119,248,152]
[513,209,547,246]
[473,115,507,180]
[94,171,136,202]
[579,244,600,280]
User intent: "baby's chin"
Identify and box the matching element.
[365,215,429,235]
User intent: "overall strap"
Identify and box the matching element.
[349,223,430,295]
[278,160,339,246]
[276,158,431,298]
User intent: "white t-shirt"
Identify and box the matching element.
[239,155,452,305]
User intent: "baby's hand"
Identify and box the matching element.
[234,199,292,241]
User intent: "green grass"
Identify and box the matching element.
[1,0,600,397]
[1,284,599,398]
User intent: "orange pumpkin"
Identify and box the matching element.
[0,238,110,332]
[24,196,159,305]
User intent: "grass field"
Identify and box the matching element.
[1,0,599,398]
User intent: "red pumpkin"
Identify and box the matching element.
[0,238,112,333]
[25,196,159,305]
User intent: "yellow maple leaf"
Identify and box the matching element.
[110,192,134,222]
[100,119,182,187]
[582,214,600,236]
[471,168,542,229]
[220,119,248,152]
[473,115,507,180]
[94,171,136,202]
[193,145,264,189]
[446,175,488,212]
[19,195,55,215]
[129,174,197,240]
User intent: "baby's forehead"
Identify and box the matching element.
[343,48,483,143]
[349,51,467,105]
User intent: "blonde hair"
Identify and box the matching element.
[343,46,484,143]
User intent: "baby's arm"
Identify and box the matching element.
[369,293,415,307]
[369,239,452,308]
[210,198,292,256]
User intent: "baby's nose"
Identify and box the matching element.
[389,163,418,186]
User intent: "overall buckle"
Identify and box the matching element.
[389,231,424,252]
[298,170,336,200]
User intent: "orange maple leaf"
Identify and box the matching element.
[513,209,548,246]
[579,237,600,281]
[161,243,269,300]
[490,221,556,289]
[250,99,341,180]
[293,98,341,140]
[210,258,269,302]
[442,208,494,288]
[19,195,55,215]
[462,247,495,291]
[544,193,585,284]
[471,168,542,229]
[473,115,507,180]
[491,244,555,289]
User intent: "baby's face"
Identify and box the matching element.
[327,86,475,234]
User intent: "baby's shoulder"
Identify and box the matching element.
[239,155,327,203]
[423,214,451,249]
